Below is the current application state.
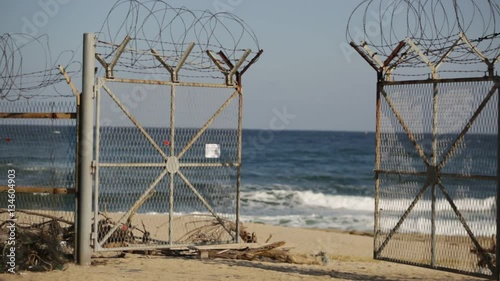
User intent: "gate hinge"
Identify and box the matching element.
[90,232,97,249]
[91,160,97,175]
[92,85,97,99]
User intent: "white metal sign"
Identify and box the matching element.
[205,144,221,158]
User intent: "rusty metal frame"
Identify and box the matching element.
[374,77,500,278]
[352,35,500,279]
[91,38,263,251]
[151,43,195,83]
[95,35,131,79]
[0,186,76,194]
[93,78,238,250]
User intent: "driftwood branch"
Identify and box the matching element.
[175,216,257,244]
[0,208,73,225]
[204,241,324,265]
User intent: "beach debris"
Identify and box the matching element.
[94,187,155,248]
[175,216,257,244]
[95,212,152,248]
[189,241,325,265]
[315,251,330,266]
[0,209,74,272]
[163,216,324,265]
[0,208,319,270]
[265,234,273,243]
[470,235,496,270]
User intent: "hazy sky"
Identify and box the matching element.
[1,1,376,131]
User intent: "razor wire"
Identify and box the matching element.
[1,0,261,101]
[96,0,261,81]
[346,0,500,77]
[91,0,261,249]
[0,33,81,101]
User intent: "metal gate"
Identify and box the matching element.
[374,77,499,278]
[87,35,261,251]
[351,33,500,279]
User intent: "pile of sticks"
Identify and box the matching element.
[0,209,74,272]
[0,209,327,270]
[96,212,151,248]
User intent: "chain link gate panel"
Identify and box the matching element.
[88,35,261,252]
[374,78,499,278]
[93,79,241,251]
[0,99,77,224]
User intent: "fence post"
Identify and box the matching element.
[373,71,382,259]
[497,80,500,281]
[77,32,95,265]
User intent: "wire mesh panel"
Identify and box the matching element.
[93,79,241,251]
[89,4,262,251]
[347,1,500,278]
[0,99,76,244]
[375,79,499,278]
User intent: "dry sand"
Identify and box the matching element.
[1,217,488,281]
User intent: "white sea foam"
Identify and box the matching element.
[241,189,375,212]
[239,189,496,235]
[379,196,496,213]
[242,189,496,213]
[380,216,495,236]
[240,213,374,232]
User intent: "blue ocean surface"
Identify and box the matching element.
[240,130,376,231]
[0,125,496,234]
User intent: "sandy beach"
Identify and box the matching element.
[1,217,487,281]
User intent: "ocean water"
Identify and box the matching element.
[0,125,496,234]
[240,130,375,232]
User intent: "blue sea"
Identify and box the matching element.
[0,125,496,234]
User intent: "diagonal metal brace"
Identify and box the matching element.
[95,53,109,76]
[383,41,407,81]
[235,49,264,87]
[350,41,381,72]
[98,168,169,247]
[405,37,462,79]
[384,41,406,67]
[108,35,131,78]
[175,43,195,79]
[375,182,431,257]
[152,42,195,82]
[350,41,406,81]
[438,183,496,273]
[177,171,235,240]
[381,89,431,166]
[95,35,131,79]
[207,50,229,74]
[217,50,252,86]
[460,32,498,77]
[58,65,80,105]
[405,38,438,79]
[177,90,239,159]
[101,81,168,160]
[239,49,264,76]
[362,41,384,69]
[438,83,499,170]
[151,49,174,78]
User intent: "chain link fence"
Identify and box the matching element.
[375,79,498,278]
[0,98,77,268]
[93,77,243,251]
